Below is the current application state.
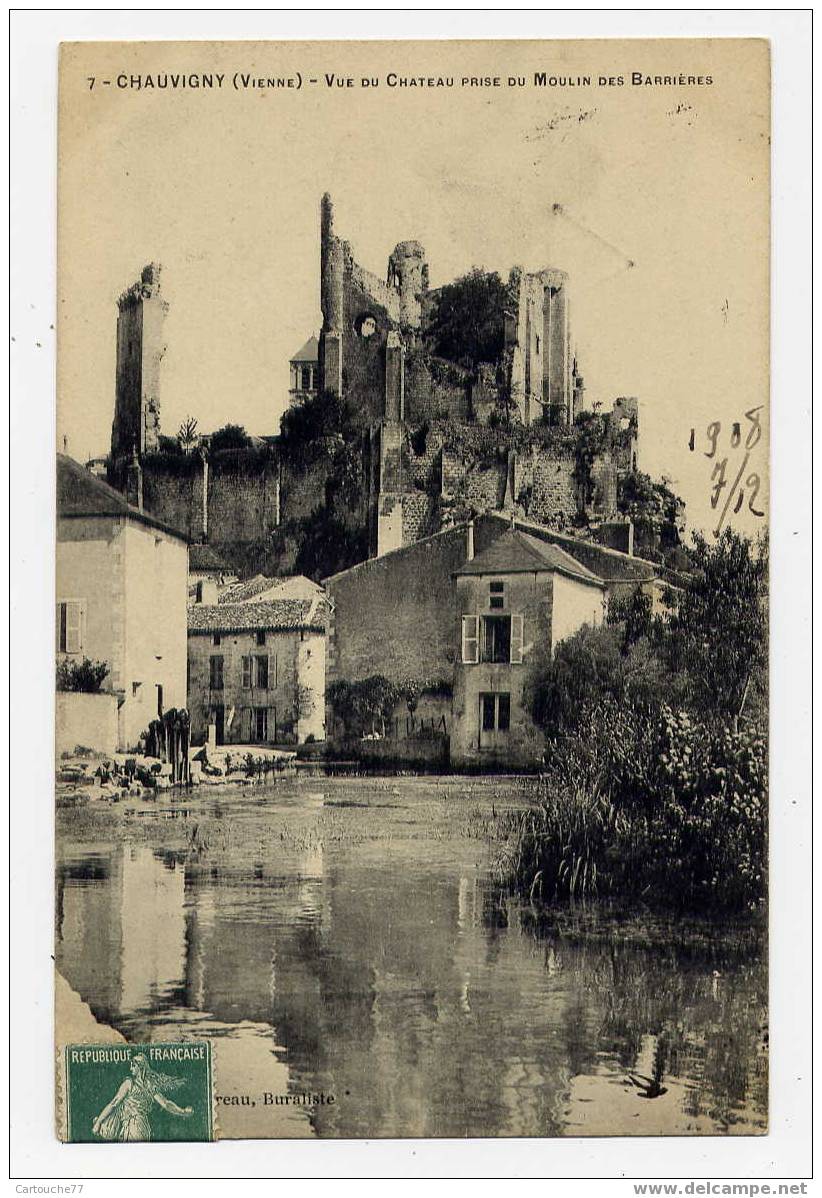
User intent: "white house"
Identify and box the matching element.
[57,454,189,752]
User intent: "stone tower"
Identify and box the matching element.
[110,263,168,461]
[387,240,428,330]
[318,194,346,397]
[541,268,572,424]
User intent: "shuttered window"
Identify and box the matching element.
[57,601,84,654]
[209,655,224,690]
[461,615,479,664]
[510,614,524,664]
[243,655,270,688]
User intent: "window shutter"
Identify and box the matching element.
[242,656,252,689]
[56,602,65,653]
[65,601,83,654]
[461,615,479,664]
[510,614,524,663]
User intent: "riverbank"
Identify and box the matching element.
[56,772,538,854]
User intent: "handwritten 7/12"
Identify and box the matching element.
[688,406,765,536]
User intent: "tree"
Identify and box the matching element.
[524,624,668,738]
[426,268,508,370]
[607,585,653,653]
[178,416,199,450]
[209,423,251,454]
[655,528,768,729]
[279,389,355,464]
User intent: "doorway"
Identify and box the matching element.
[478,692,511,752]
[212,704,225,746]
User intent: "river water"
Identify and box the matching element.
[56,777,766,1139]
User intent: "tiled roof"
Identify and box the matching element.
[188,596,328,634]
[455,528,604,586]
[219,573,271,603]
[290,335,319,364]
[219,573,324,605]
[57,454,187,540]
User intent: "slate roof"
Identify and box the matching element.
[484,512,658,584]
[57,454,187,540]
[290,335,319,364]
[188,596,329,635]
[454,527,604,586]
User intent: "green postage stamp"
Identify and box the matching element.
[64,1043,213,1143]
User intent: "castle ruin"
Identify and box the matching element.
[106,195,641,575]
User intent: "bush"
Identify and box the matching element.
[524,623,670,739]
[500,703,767,912]
[208,423,251,454]
[56,657,109,693]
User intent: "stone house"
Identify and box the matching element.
[56,454,189,752]
[324,511,657,769]
[187,587,327,747]
[188,542,237,605]
[451,527,604,768]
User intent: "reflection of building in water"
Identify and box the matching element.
[180,844,327,1026]
[262,855,591,1138]
[56,830,767,1138]
[120,848,186,1013]
[56,845,186,1025]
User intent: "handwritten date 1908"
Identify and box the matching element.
[689,406,765,535]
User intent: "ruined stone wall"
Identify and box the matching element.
[142,460,206,540]
[589,454,619,518]
[207,452,280,543]
[279,458,333,523]
[400,492,436,544]
[350,262,401,322]
[341,275,394,426]
[404,353,471,424]
[525,452,579,526]
[135,449,281,547]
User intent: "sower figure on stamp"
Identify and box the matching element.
[92,1053,193,1141]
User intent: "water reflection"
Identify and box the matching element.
[56,784,766,1139]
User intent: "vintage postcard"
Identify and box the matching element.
[55,38,769,1141]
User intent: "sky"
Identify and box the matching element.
[57,39,769,535]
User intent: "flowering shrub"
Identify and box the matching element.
[503,701,767,913]
[638,709,768,911]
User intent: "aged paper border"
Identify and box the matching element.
[9,6,812,1183]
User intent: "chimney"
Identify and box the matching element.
[196,577,218,605]
[466,520,474,562]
